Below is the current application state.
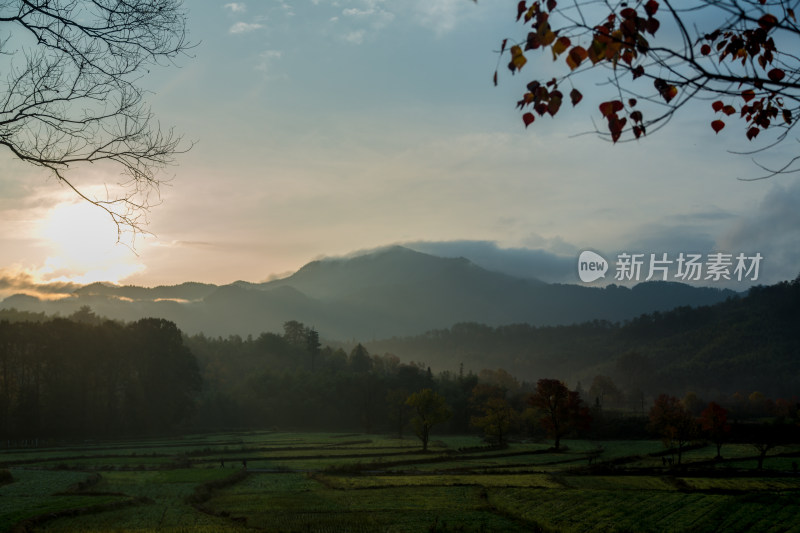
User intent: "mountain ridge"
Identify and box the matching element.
[0,246,739,338]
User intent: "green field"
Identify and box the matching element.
[1,432,799,532]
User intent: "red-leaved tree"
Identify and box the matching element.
[528,378,590,450]
[493,0,800,178]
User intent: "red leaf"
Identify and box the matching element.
[722,105,736,116]
[628,98,637,107]
[630,110,643,123]
[633,125,645,138]
[500,39,508,54]
[711,120,725,133]
[523,112,535,127]
[742,89,756,102]
[646,17,660,35]
[620,7,637,20]
[746,126,760,140]
[535,102,549,116]
[711,100,724,112]
[768,68,785,82]
[517,1,527,21]
[660,85,678,103]
[548,90,562,116]
[493,70,498,86]
[599,100,624,118]
[632,65,645,79]
[758,14,778,31]
[644,0,659,17]
[700,44,711,55]
[547,0,557,11]
[609,117,627,142]
[570,88,583,106]
[783,109,792,124]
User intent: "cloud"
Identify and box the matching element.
[336,0,395,43]
[224,2,246,13]
[255,49,283,72]
[413,0,471,35]
[402,240,577,283]
[343,30,366,44]
[229,21,263,34]
[719,178,800,284]
[0,268,81,300]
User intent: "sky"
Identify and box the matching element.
[1,0,798,298]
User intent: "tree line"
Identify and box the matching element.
[1,295,798,461]
[0,314,200,442]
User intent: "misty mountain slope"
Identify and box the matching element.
[0,246,738,338]
[364,279,800,397]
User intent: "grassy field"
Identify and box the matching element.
[1,431,799,532]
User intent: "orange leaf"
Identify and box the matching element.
[566,46,587,70]
[553,36,571,56]
[711,120,725,133]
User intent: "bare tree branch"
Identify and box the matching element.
[0,0,193,238]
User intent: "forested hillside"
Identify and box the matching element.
[365,277,800,398]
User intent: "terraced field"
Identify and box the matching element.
[1,432,799,532]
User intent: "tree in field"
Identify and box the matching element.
[470,384,518,445]
[0,0,192,236]
[386,388,411,438]
[527,379,590,450]
[588,375,623,409]
[493,0,800,178]
[649,394,698,465]
[406,389,451,451]
[699,401,731,459]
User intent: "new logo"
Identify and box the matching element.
[578,250,608,282]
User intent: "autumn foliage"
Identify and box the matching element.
[495,0,800,163]
[528,379,590,450]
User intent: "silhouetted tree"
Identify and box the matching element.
[699,401,731,459]
[470,384,517,445]
[386,388,411,438]
[649,394,698,465]
[406,389,451,451]
[528,379,590,450]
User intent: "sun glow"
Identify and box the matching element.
[36,201,145,285]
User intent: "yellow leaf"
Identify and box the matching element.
[510,45,527,70]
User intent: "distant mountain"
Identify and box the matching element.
[0,246,738,338]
